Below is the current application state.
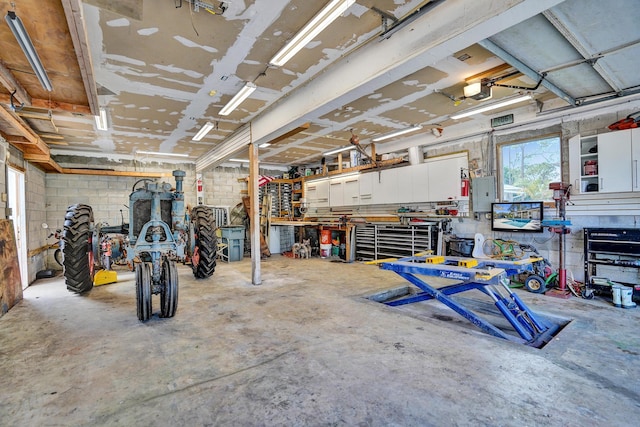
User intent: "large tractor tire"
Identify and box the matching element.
[62,204,96,293]
[191,206,217,279]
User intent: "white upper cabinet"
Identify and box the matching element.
[570,129,639,195]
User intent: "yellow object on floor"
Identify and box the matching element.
[94,269,118,286]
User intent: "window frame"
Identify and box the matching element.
[496,133,562,202]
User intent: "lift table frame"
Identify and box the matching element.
[379,255,561,347]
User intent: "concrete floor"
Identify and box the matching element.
[1,256,639,426]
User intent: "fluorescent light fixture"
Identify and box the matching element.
[229,158,250,163]
[323,146,353,156]
[136,150,190,158]
[371,125,423,142]
[95,107,108,131]
[269,0,355,67]
[5,11,53,91]
[258,142,271,148]
[463,82,481,98]
[219,82,257,116]
[192,121,215,141]
[450,94,532,120]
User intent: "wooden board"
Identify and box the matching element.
[0,220,23,316]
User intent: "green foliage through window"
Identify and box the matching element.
[500,136,561,201]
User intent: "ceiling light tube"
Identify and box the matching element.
[136,150,191,158]
[450,94,532,120]
[463,82,481,98]
[219,82,257,116]
[229,158,250,163]
[371,125,423,142]
[192,121,215,141]
[258,142,271,148]
[5,11,53,91]
[323,146,353,156]
[269,0,355,67]
[95,107,108,131]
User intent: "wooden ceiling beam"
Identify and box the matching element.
[0,105,51,155]
[0,94,91,115]
[60,168,168,178]
[267,122,311,145]
[25,156,64,174]
[61,0,100,116]
[0,60,32,107]
[465,64,516,82]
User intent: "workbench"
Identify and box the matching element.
[271,220,355,261]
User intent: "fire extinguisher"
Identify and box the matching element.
[461,169,469,197]
[197,175,203,192]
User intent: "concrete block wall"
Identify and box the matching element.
[201,165,286,210]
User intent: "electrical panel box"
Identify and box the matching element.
[471,176,496,212]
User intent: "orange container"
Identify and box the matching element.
[320,229,332,245]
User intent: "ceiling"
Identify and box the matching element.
[1,0,639,173]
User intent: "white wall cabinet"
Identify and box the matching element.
[426,153,468,202]
[633,128,640,192]
[372,168,399,205]
[410,162,430,202]
[343,175,360,206]
[598,131,632,193]
[305,152,468,209]
[306,178,329,208]
[570,129,639,195]
[329,179,344,207]
[358,172,374,205]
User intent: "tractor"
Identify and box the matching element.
[60,170,218,321]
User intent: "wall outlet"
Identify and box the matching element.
[1,192,6,202]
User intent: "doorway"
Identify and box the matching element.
[7,167,28,290]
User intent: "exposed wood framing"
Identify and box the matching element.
[267,122,310,145]
[61,0,100,116]
[0,60,31,106]
[0,95,92,115]
[60,169,168,178]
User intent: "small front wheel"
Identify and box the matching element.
[524,275,546,294]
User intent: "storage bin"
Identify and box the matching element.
[220,226,245,262]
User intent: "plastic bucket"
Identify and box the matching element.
[320,243,332,258]
[320,229,332,245]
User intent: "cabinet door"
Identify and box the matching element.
[329,179,344,207]
[427,153,467,201]
[315,179,330,207]
[359,173,374,205]
[306,179,329,208]
[633,128,640,192]
[568,135,582,195]
[410,162,430,203]
[343,175,360,206]
[598,131,632,193]
[396,166,414,203]
[372,168,399,204]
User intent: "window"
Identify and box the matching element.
[500,136,561,201]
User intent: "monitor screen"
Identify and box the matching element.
[491,201,544,233]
